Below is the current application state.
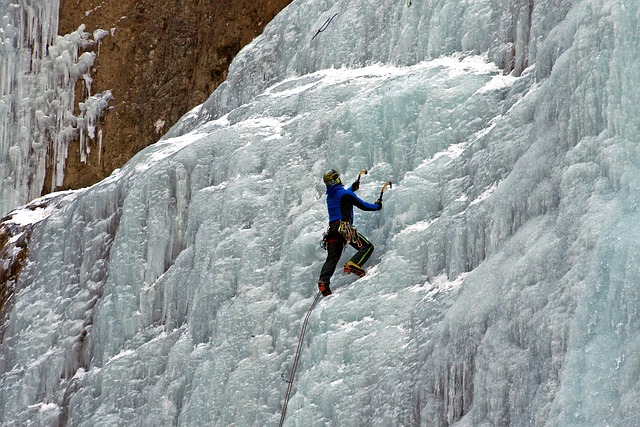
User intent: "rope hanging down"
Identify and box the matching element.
[279,291,322,426]
[312,13,338,40]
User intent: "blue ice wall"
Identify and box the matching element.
[0,0,639,425]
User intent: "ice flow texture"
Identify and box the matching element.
[1,0,640,426]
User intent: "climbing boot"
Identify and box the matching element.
[318,281,332,296]
[344,261,365,277]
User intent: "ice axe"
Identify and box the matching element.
[355,169,368,184]
[378,181,393,203]
[351,169,368,191]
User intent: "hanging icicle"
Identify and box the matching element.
[0,1,113,215]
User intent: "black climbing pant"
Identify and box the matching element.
[318,223,374,285]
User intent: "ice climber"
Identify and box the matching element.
[317,169,382,296]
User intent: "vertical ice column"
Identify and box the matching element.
[0,0,112,217]
[0,0,59,216]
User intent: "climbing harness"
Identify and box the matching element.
[338,221,360,247]
[279,291,322,427]
[320,221,350,251]
[322,221,363,251]
[312,13,338,40]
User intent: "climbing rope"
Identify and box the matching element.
[312,13,338,40]
[279,291,322,426]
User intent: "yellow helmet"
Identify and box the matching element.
[323,169,341,186]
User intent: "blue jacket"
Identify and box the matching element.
[326,183,380,224]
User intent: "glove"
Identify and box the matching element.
[351,181,360,192]
[375,198,382,209]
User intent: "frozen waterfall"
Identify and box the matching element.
[1,0,639,426]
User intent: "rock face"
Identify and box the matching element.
[56,0,293,190]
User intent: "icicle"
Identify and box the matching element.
[0,1,113,214]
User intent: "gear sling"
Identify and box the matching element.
[319,220,374,283]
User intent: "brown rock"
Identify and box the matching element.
[54,0,293,191]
